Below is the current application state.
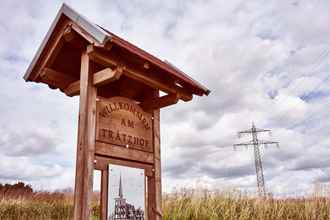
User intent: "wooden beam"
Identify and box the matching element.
[71,22,102,46]
[86,45,193,101]
[64,68,122,96]
[140,93,179,111]
[62,24,87,50]
[93,67,123,86]
[73,52,97,220]
[94,155,153,176]
[64,80,80,96]
[95,141,154,164]
[63,25,75,42]
[33,22,70,81]
[39,68,77,89]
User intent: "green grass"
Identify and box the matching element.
[0,190,329,219]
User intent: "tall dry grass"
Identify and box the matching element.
[0,184,99,220]
[0,187,329,219]
[163,189,330,220]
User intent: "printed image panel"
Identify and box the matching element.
[108,164,145,220]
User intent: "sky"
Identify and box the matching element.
[1,0,330,198]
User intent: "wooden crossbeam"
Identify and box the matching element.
[86,45,193,102]
[93,67,123,86]
[39,68,77,89]
[140,93,179,111]
[95,141,154,164]
[94,155,153,176]
[64,67,122,96]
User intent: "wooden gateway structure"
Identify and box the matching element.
[24,4,210,220]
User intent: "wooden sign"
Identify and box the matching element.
[96,97,153,152]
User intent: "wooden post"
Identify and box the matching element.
[147,90,162,219]
[147,176,156,219]
[153,107,162,219]
[100,169,109,220]
[73,51,97,220]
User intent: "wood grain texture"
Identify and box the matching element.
[93,68,123,86]
[96,97,153,152]
[100,169,109,220]
[94,155,153,176]
[147,176,156,220]
[95,141,154,164]
[33,21,70,81]
[152,93,163,219]
[140,93,179,111]
[144,90,163,219]
[64,80,80,96]
[40,68,77,89]
[87,45,193,102]
[64,68,122,96]
[73,52,97,220]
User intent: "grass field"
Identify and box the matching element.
[0,189,330,220]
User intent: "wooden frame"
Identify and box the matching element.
[96,159,151,220]
[72,50,163,220]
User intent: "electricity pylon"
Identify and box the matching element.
[234,123,279,197]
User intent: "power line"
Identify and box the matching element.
[234,123,279,197]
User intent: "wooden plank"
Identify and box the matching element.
[94,155,153,177]
[100,169,109,220]
[86,45,193,101]
[140,93,179,111]
[64,67,122,96]
[39,68,77,89]
[95,141,154,164]
[73,52,97,220]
